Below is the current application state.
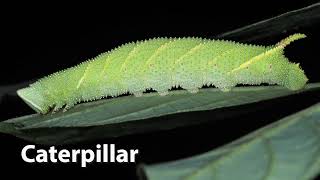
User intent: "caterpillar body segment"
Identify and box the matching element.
[17,34,308,114]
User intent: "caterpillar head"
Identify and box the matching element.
[284,63,308,90]
[17,87,49,114]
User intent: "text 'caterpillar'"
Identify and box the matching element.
[17,33,308,114]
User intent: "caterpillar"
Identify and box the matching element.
[17,33,308,114]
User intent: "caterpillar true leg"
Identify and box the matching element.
[52,104,63,113]
[63,103,75,112]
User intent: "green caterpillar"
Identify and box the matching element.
[17,33,308,114]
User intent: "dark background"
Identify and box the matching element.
[0,1,319,179]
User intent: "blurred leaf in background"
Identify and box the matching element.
[141,103,320,180]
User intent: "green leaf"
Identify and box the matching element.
[140,102,320,180]
[0,83,319,144]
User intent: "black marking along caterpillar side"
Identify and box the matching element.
[17,33,308,114]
